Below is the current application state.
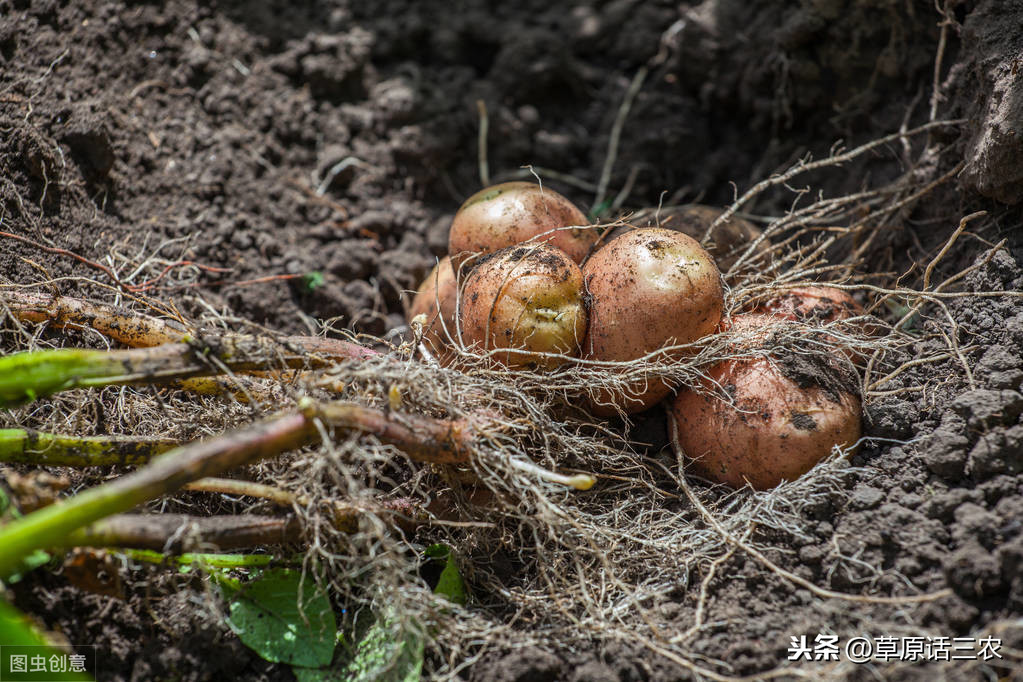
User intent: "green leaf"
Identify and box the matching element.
[426,544,466,606]
[328,545,465,681]
[302,271,325,292]
[292,662,351,682]
[0,600,50,647]
[3,550,52,584]
[338,613,423,682]
[290,545,467,681]
[223,568,336,667]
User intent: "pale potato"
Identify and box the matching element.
[583,228,724,414]
[408,257,458,362]
[459,244,587,369]
[448,182,596,268]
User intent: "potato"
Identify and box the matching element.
[408,257,458,362]
[448,182,596,268]
[754,285,869,363]
[757,285,863,324]
[605,204,770,278]
[583,228,724,414]
[459,244,587,369]
[669,313,862,490]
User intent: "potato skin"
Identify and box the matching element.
[754,286,869,363]
[605,204,770,279]
[582,228,724,413]
[408,257,458,362]
[670,355,862,490]
[671,312,862,489]
[449,182,596,267]
[460,244,587,369]
[758,286,863,324]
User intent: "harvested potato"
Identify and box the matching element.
[460,244,587,369]
[605,204,770,278]
[448,182,596,268]
[583,228,724,414]
[757,285,863,324]
[408,257,458,362]
[761,286,863,323]
[754,285,869,362]
[669,313,862,490]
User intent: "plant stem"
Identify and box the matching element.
[3,290,380,358]
[67,513,304,550]
[4,290,188,345]
[183,478,428,533]
[0,336,337,407]
[183,477,298,506]
[0,410,318,578]
[0,429,177,466]
[316,402,475,464]
[0,399,588,577]
[117,548,295,569]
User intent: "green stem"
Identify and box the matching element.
[0,410,318,579]
[0,339,316,408]
[117,549,294,570]
[0,429,177,466]
[0,348,144,407]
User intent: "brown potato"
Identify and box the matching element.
[716,310,786,341]
[669,354,862,490]
[753,285,870,363]
[670,311,862,489]
[448,182,596,268]
[583,228,724,414]
[757,285,863,324]
[408,257,458,362]
[460,244,587,369]
[605,204,770,278]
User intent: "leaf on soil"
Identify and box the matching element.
[425,543,466,606]
[302,271,325,291]
[222,567,337,668]
[338,614,425,682]
[292,544,466,681]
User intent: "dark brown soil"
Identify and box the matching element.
[3,0,1023,680]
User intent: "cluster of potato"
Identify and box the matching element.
[408,182,863,490]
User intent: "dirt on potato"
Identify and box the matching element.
[2,1,1023,680]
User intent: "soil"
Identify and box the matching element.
[2,0,1023,680]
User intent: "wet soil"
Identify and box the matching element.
[2,0,1023,680]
